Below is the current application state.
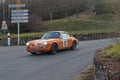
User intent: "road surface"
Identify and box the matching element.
[0,39,114,80]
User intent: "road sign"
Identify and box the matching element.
[11,16,28,20]
[11,9,29,13]
[9,1,28,45]
[10,9,29,23]
[11,20,28,23]
[8,4,25,8]
[1,21,8,30]
[11,13,29,17]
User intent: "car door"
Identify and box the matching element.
[65,34,72,48]
[61,33,72,49]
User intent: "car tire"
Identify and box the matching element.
[71,41,77,50]
[50,43,58,55]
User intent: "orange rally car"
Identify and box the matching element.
[26,31,79,55]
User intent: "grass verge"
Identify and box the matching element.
[74,65,94,80]
[106,42,120,59]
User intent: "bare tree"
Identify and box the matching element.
[60,0,73,18]
[2,0,100,32]
[73,0,83,18]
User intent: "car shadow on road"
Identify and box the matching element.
[24,48,79,57]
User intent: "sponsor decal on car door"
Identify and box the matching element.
[63,39,68,47]
[61,33,70,48]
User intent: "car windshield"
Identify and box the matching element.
[41,32,60,39]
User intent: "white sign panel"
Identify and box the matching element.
[11,9,29,13]
[2,25,8,30]
[9,4,26,8]
[11,16,28,20]
[1,21,8,30]
[10,9,29,23]
[11,20,28,23]
[11,13,29,17]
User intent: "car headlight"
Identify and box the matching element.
[43,41,48,46]
[26,42,30,46]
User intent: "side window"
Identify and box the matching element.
[66,34,70,38]
[53,32,60,38]
[62,33,70,39]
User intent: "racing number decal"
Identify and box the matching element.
[63,40,68,46]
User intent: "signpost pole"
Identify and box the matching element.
[17,22,20,45]
[16,0,20,45]
[4,29,5,36]
[1,21,8,45]
[2,4,6,36]
[3,28,5,46]
[2,0,7,37]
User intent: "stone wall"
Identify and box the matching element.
[74,32,120,41]
[94,49,120,80]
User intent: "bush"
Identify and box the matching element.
[107,43,120,59]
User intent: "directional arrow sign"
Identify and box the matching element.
[11,20,28,23]
[11,13,29,17]
[11,9,29,13]
[8,4,25,8]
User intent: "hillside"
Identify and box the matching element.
[1,14,120,38]
[43,14,120,34]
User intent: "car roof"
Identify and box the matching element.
[48,31,68,34]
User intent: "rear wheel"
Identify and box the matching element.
[50,44,58,55]
[71,41,77,50]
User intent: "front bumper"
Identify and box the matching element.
[26,44,51,53]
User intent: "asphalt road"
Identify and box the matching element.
[0,39,114,80]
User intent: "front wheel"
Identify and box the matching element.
[50,44,58,55]
[71,41,77,50]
